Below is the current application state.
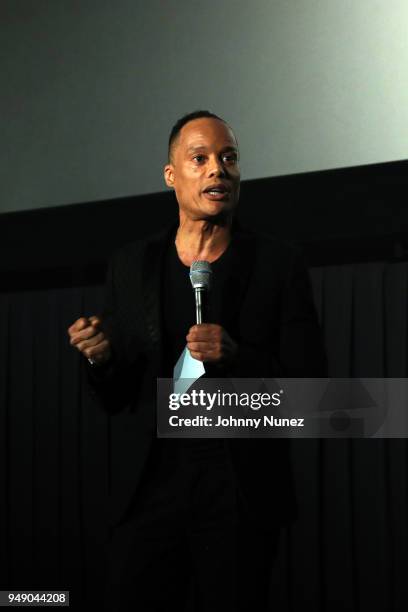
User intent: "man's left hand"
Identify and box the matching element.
[186,324,238,366]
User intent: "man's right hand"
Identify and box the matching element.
[68,316,112,365]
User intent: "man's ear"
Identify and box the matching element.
[164,164,175,188]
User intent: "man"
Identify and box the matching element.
[68,110,327,611]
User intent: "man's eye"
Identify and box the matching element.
[222,154,238,163]
[192,155,205,163]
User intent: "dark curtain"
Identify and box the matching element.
[1,262,408,611]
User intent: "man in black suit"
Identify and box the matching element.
[68,110,327,611]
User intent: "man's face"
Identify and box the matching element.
[164,118,240,221]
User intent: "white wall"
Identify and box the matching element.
[1,0,407,213]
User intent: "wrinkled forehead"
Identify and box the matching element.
[177,118,238,153]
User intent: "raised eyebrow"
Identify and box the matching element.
[221,147,239,154]
[187,145,207,154]
[186,145,238,154]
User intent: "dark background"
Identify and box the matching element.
[1,159,408,610]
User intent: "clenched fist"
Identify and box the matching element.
[68,316,112,366]
[186,323,238,366]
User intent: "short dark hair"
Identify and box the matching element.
[168,110,227,162]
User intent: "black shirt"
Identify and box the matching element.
[161,233,237,378]
[160,231,238,453]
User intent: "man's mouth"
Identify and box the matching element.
[202,184,230,199]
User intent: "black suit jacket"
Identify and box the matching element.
[86,223,327,528]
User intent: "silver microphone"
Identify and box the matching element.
[189,261,212,324]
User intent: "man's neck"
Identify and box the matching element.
[175,216,232,266]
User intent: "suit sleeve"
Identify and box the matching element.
[83,252,143,414]
[230,249,327,377]
[277,250,327,376]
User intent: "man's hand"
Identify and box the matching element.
[186,324,238,366]
[68,316,112,365]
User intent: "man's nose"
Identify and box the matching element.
[207,156,226,177]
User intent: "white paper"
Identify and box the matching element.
[173,346,205,395]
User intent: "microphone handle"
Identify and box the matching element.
[195,288,205,324]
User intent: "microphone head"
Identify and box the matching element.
[190,260,212,290]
